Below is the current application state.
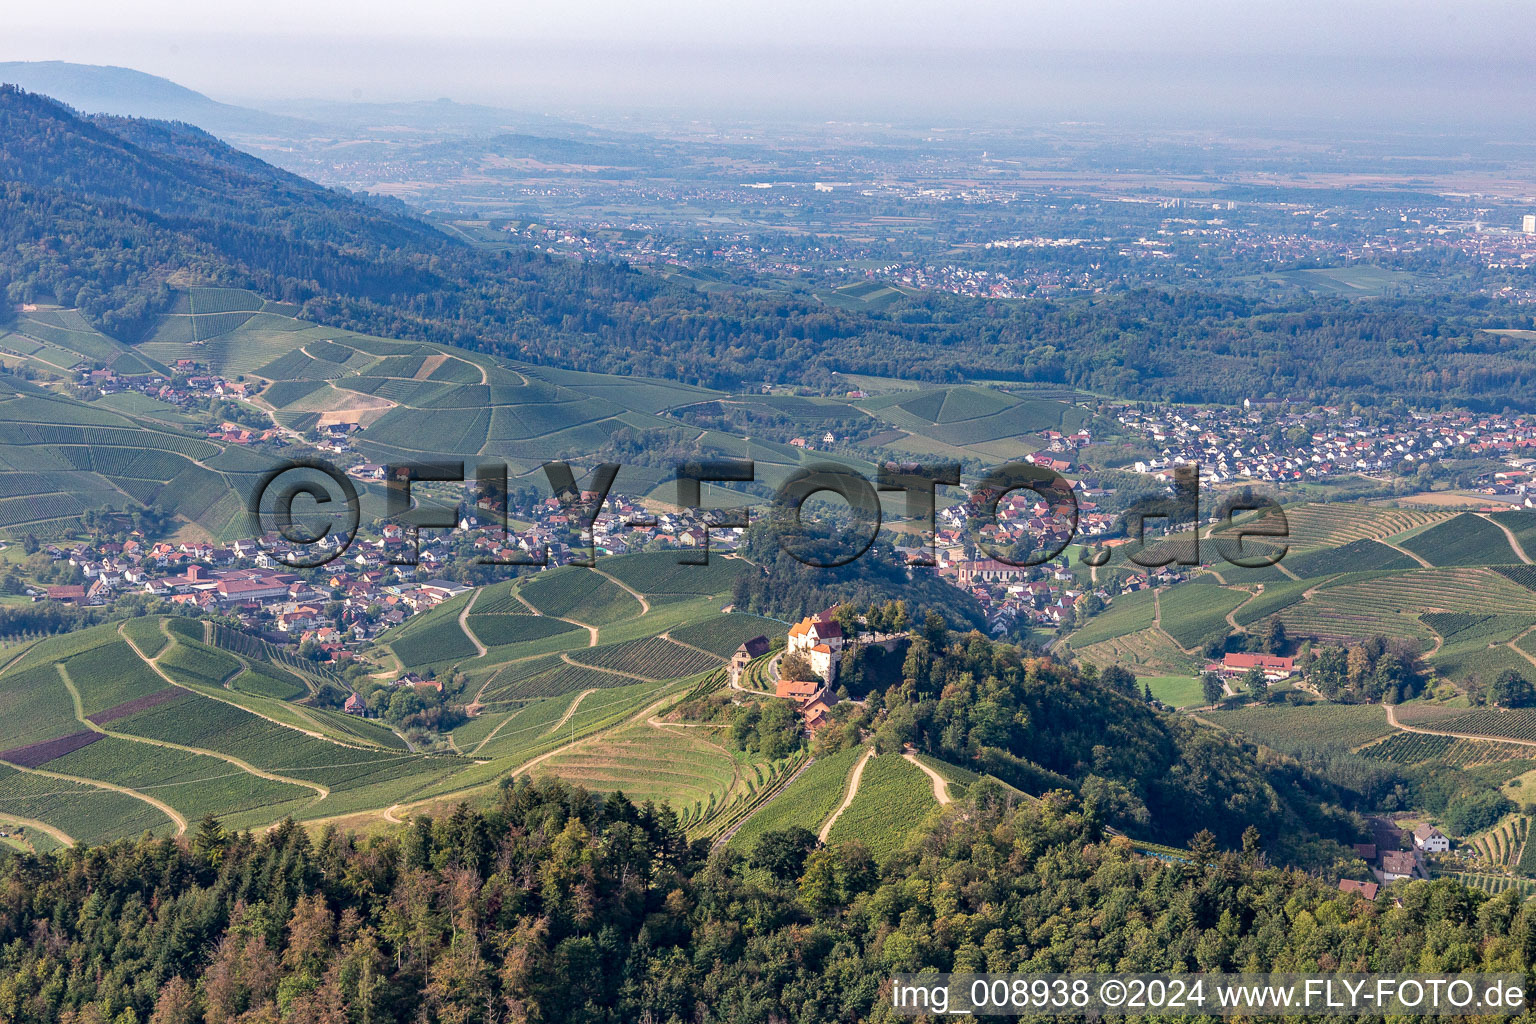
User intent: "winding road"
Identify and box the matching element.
[819,747,876,842]
[902,752,953,805]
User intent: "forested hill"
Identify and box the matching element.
[4,84,1535,403]
[0,84,879,387]
[1,778,1531,1023]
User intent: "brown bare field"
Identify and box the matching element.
[413,353,449,379]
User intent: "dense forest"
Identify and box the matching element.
[3,777,1533,1024]
[5,86,1536,407]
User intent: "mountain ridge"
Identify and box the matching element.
[0,60,317,137]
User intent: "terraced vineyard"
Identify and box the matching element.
[726,745,867,855]
[1441,872,1536,897]
[533,719,742,812]
[686,752,811,840]
[1466,816,1529,869]
[1275,569,1536,645]
[1073,626,1202,676]
[1229,503,1449,551]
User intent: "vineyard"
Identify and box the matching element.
[1401,513,1522,567]
[725,746,867,855]
[62,639,169,715]
[1282,539,1417,579]
[0,764,173,844]
[568,636,723,680]
[44,735,312,824]
[1440,872,1536,897]
[462,691,589,761]
[684,752,811,838]
[1359,732,1531,767]
[1155,584,1249,650]
[533,720,741,812]
[1065,588,1157,648]
[118,617,170,659]
[209,623,342,687]
[1243,503,1449,551]
[1494,565,1536,593]
[668,613,787,657]
[824,753,939,863]
[481,660,646,702]
[155,640,243,690]
[519,569,642,624]
[465,614,581,648]
[385,599,481,669]
[597,551,749,600]
[105,691,468,811]
[1072,626,1203,677]
[1274,568,1536,646]
[1424,709,1536,744]
[1202,703,1392,755]
[1422,612,1530,648]
[1466,816,1529,870]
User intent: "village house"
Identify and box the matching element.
[1337,879,1380,900]
[1412,825,1450,853]
[1379,849,1427,883]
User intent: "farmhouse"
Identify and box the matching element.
[1214,652,1296,681]
[343,693,366,715]
[1412,825,1450,853]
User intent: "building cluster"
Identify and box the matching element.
[75,362,263,416]
[36,478,749,662]
[922,480,1118,635]
[37,533,473,661]
[770,610,844,732]
[455,490,744,566]
[1340,822,1454,898]
[1118,404,1536,490]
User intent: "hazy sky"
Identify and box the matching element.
[5,0,1536,125]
